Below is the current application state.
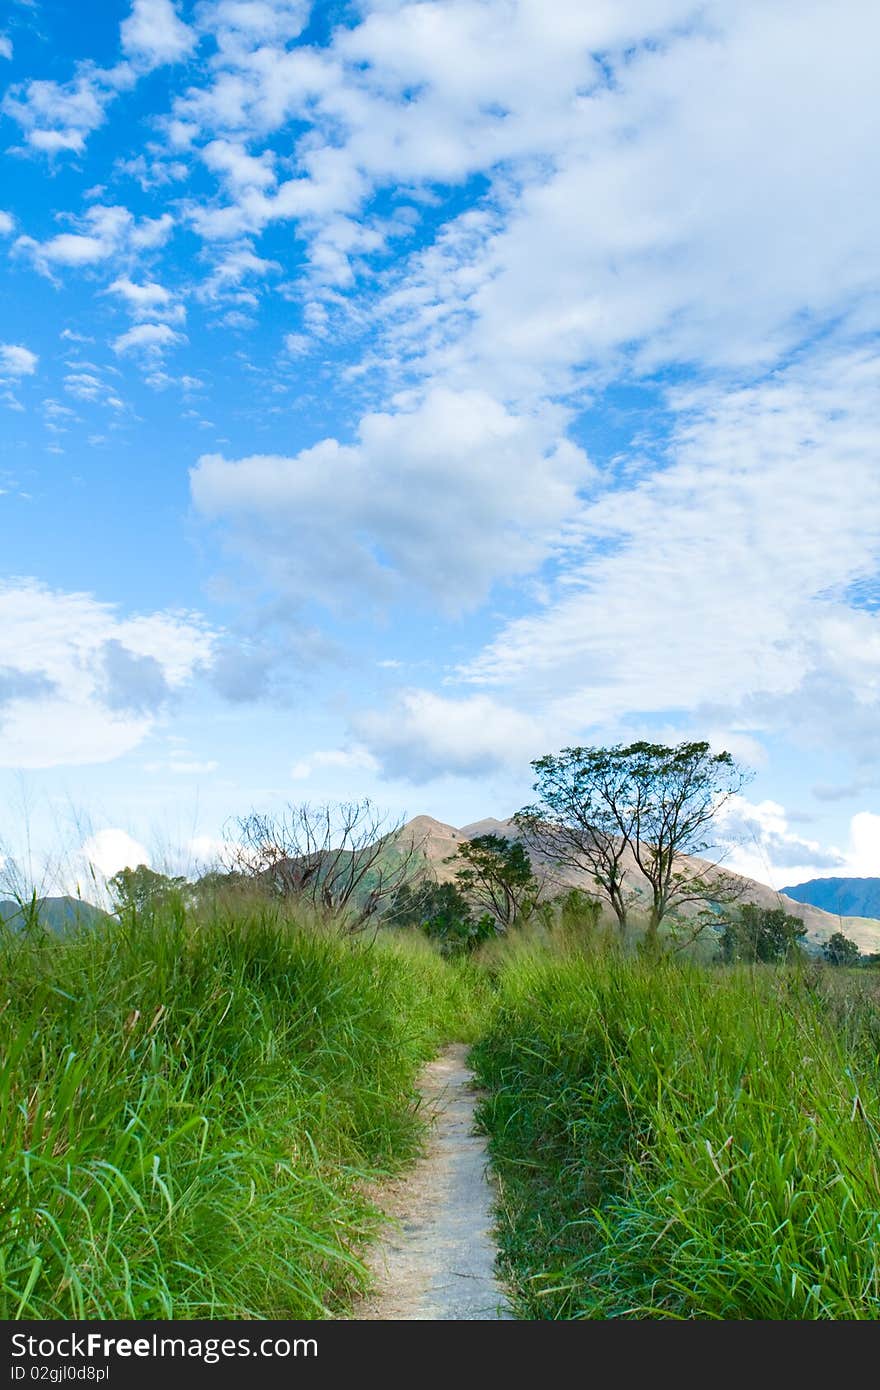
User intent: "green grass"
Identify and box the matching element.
[472,948,880,1319]
[7,893,879,1322]
[0,899,479,1319]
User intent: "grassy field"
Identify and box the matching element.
[4,894,880,1321]
[0,898,485,1319]
[472,945,880,1318]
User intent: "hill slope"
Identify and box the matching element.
[399,816,880,954]
[0,896,111,934]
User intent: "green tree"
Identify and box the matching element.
[822,931,860,966]
[449,834,539,929]
[387,879,494,955]
[109,864,188,917]
[518,741,749,945]
[557,886,602,937]
[721,903,807,963]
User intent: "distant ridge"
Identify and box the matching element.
[0,896,111,934]
[780,877,880,921]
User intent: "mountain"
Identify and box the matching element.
[780,877,880,921]
[0,896,111,935]
[399,816,880,954]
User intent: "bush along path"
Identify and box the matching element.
[355,1044,511,1320]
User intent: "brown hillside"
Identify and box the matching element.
[398,815,880,954]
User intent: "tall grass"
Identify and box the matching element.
[473,950,880,1318]
[0,899,476,1319]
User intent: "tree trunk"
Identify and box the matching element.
[612,898,628,939]
[643,902,662,956]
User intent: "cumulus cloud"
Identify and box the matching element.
[354,689,546,783]
[715,798,880,890]
[195,242,280,307]
[0,580,215,767]
[201,139,277,192]
[106,276,185,324]
[716,797,846,882]
[198,0,309,47]
[121,0,197,69]
[2,63,134,156]
[191,388,591,611]
[80,828,151,878]
[113,322,186,359]
[0,212,14,236]
[3,2,195,159]
[0,345,38,377]
[14,204,174,280]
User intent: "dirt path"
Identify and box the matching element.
[354,1043,511,1320]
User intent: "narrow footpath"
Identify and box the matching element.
[355,1043,511,1320]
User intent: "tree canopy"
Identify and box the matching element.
[822,931,860,967]
[449,833,539,929]
[517,740,750,944]
[720,903,807,963]
[109,864,188,917]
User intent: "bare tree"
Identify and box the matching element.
[228,800,425,932]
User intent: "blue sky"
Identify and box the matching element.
[2,0,880,894]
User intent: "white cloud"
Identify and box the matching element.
[460,349,880,743]
[716,797,846,886]
[15,204,174,280]
[355,689,546,783]
[113,322,186,356]
[120,0,197,70]
[117,152,189,190]
[0,34,12,61]
[2,64,133,156]
[290,746,380,780]
[0,345,38,377]
[130,212,175,249]
[17,232,107,269]
[0,211,14,236]
[191,387,591,611]
[716,798,880,890]
[196,242,280,306]
[0,580,215,768]
[198,0,309,47]
[201,139,277,191]
[283,331,310,356]
[162,0,877,360]
[63,369,124,408]
[107,276,185,323]
[187,833,227,865]
[845,812,880,878]
[107,276,172,310]
[384,1,880,398]
[81,828,151,878]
